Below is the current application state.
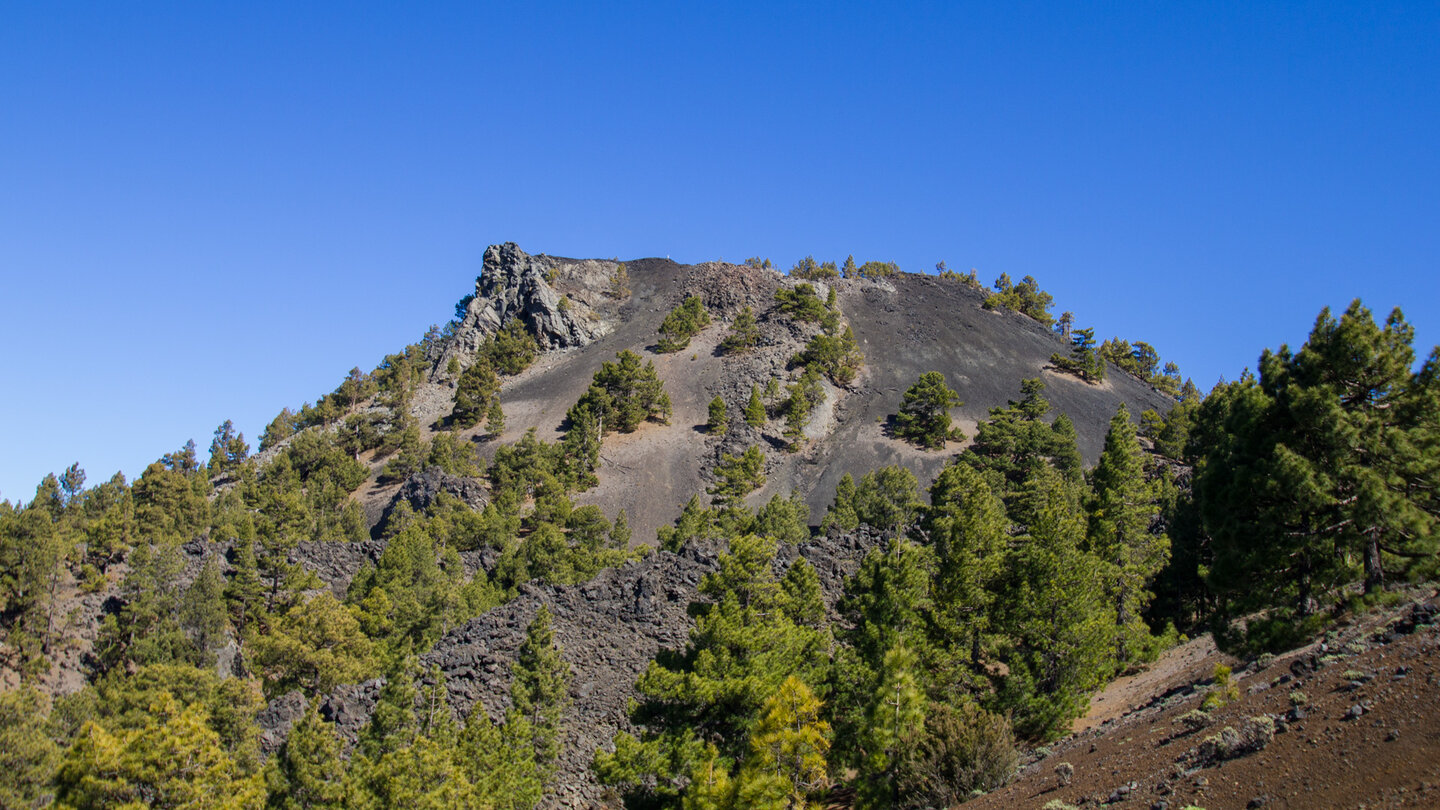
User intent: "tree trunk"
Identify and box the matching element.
[1364,529,1385,594]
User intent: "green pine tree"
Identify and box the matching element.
[893,372,963,449]
[928,463,1008,667]
[744,386,767,427]
[719,306,761,354]
[1087,404,1169,666]
[707,396,729,435]
[451,361,501,429]
[266,707,347,810]
[0,686,60,810]
[511,605,571,772]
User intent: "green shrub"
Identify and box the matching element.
[1175,709,1212,732]
[893,702,1018,808]
[656,296,710,353]
[796,326,863,386]
[775,283,831,323]
[709,447,766,506]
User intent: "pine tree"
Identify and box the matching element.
[707,396,729,435]
[485,397,506,435]
[995,467,1114,740]
[181,555,231,658]
[893,372,962,449]
[753,492,810,547]
[219,537,262,628]
[209,420,251,477]
[582,351,672,433]
[745,675,831,807]
[858,642,926,809]
[780,558,827,630]
[853,466,922,532]
[632,534,830,758]
[657,296,711,353]
[456,705,544,810]
[1050,327,1105,382]
[1197,300,1440,641]
[56,694,265,810]
[511,605,571,772]
[609,262,631,299]
[820,473,859,533]
[610,509,632,549]
[452,360,501,429]
[1087,404,1169,665]
[928,463,1007,666]
[361,658,421,759]
[0,686,59,810]
[248,592,375,696]
[744,386,766,427]
[719,306,761,354]
[266,708,347,810]
[709,447,766,506]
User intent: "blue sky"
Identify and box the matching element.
[2,2,1437,501]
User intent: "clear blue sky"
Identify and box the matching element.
[3,2,1437,501]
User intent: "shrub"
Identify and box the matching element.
[1055,761,1074,786]
[796,326,863,386]
[718,306,760,354]
[1175,709,1212,732]
[656,296,710,353]
[894,702,1018,808]
[1198,716,1274,762]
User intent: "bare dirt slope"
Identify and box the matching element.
[965,592,1440,810]
[369,246,1176,543]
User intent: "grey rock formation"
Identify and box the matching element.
[180,537,387,598]
[379,465,490,532]
[318,678,385,748]
[445,242,610,362]
[257,690,307,753]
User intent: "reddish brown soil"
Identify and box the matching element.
[965,592,1440,810]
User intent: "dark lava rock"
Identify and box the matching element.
[301,528,885,807]
[257,690,307,754]
[380,465,489,530]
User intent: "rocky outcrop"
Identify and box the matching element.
[180,537,387,598]
[267,529,884,802]
[443,243,610,363]
[379,466,490,531]
[257,690,307,753]
[416,528,885,807]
